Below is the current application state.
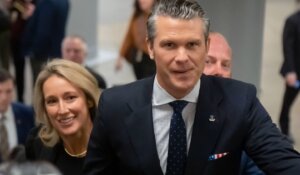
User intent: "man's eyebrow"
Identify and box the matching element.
[159,39,174,43]
[188,39,201,43]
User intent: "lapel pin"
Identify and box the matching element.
[209,115,216,122]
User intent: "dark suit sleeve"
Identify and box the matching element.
[30,1,55,57]
[83,93,115,175]
[281,17,296,76]
[240,152,265,175]
[244,86,300,174]
[12,103,35,145]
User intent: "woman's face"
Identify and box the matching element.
[43,75,92,137]
[138,0,154,13]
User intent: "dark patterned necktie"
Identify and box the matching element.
[166,100,188,175]
[0,115,9,161]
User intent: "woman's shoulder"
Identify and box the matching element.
[25,125,59,161]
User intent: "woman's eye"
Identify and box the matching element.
[45,99,57,105]
[66,96,77,101]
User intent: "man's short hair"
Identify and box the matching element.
[0,69,13,83]
[61,35,88,53]
[147,0,210,43]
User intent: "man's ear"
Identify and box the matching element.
[146,37,154,60]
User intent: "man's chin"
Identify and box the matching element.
[170,81,195,97]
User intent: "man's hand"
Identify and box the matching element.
[285,72,298,87]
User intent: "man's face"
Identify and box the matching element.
[204,34,232,78]
[62,38,86,64]
[0,80,14,113]
[148,16,209,99]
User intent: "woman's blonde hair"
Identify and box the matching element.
[33,59,100,147]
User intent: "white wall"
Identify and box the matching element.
[66,0,99,60]
[199,0,266,89]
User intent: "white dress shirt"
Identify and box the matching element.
[1,105,18,151]
[152,76,200,174]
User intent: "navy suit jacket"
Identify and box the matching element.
[240,152,265,175]
[12,102,35,145]
[22,0,69,58]
[83,75,300,175]
[280,10,300,78]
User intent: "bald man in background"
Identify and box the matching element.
[204,32,232,77]
[61,35,107,89]
[204,32,264,175]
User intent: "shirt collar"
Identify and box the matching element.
[152,76,200,106]
[0,105,12,120]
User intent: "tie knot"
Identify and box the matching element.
[169,100,188,113]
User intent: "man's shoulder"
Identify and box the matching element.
[12,102,34,116]
[98,77,153,114]
[285,10,300,24]
[12,102,33,110]
[102,77,154,100]
[204,75,255,89]
[203,75,257,98]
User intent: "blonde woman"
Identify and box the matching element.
[25,59,100,175]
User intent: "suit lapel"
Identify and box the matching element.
[185,76,225,175]
[12,103,22,144]
[123,78,164,175]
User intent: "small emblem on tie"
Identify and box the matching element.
[209,115,216,122]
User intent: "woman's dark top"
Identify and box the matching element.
[25,127,85,175]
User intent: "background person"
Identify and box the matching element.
[0,161,62,175]
[204,32,264,175]
[279,0,300,139]
[10,0,35,102]
[115,0,156,80]
[62,35,107,89]
[83,0,300,174]
[204,32,232,77]
[0,0,12,70]
[0,69,34,162]
[25,59,100,175]
[22,0,69,82]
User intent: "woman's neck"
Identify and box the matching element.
[61,123,93,156]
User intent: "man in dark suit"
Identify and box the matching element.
[279,0,300,138]
[22,0,69,82]
[204,32,264,175]
[83,0,300,174]
[10,0,35,102]
[0,69,34,161]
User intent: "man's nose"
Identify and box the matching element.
[175,48,189,62]
[213,63,225,77]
